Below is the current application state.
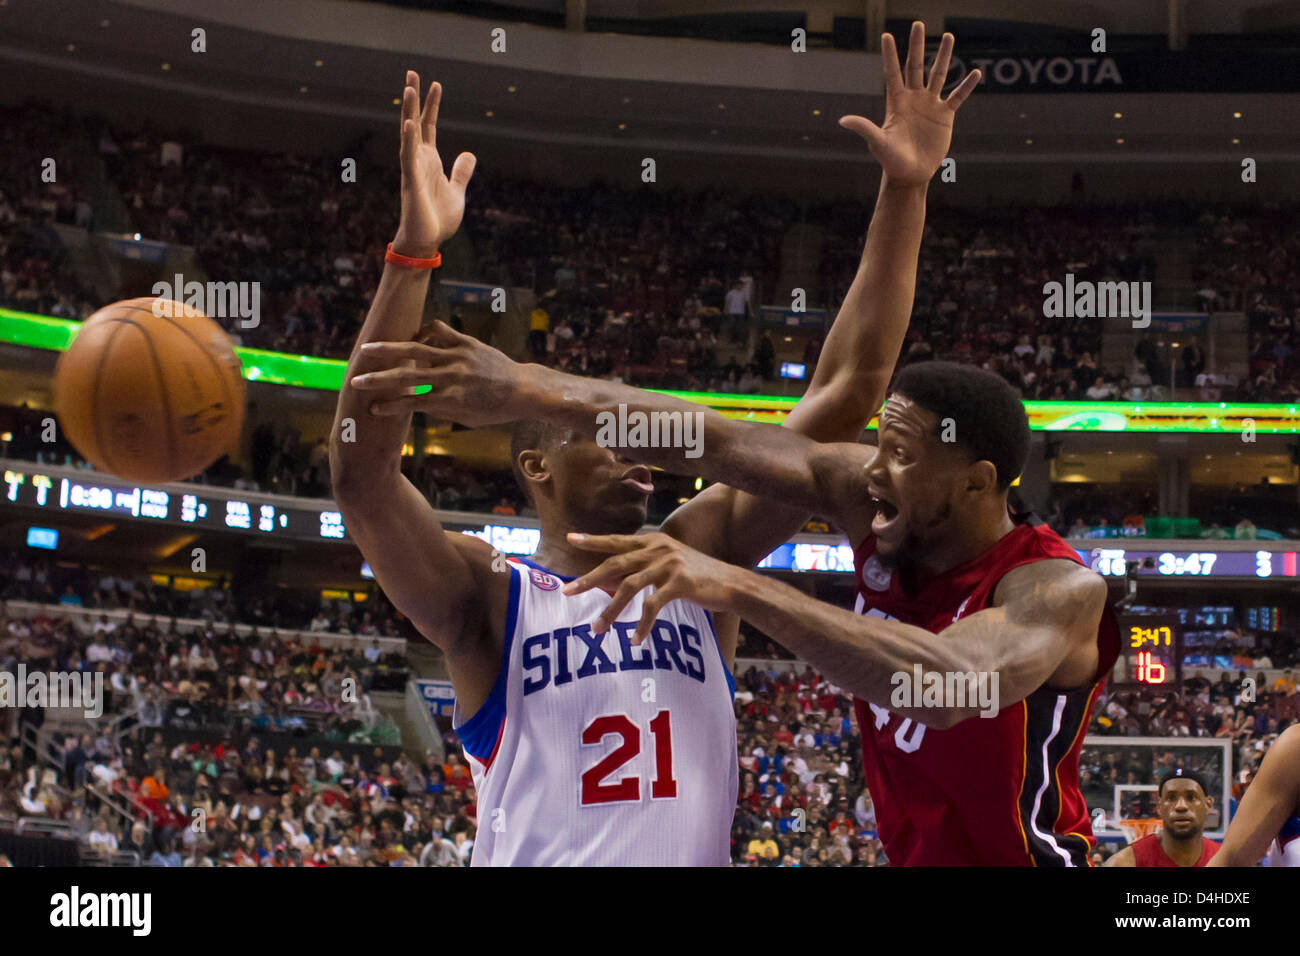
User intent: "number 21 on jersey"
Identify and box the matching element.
[580,710,678,805]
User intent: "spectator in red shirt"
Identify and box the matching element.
[443,753,472,791]
[828,805,856,835]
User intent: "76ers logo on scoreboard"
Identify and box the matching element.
[530,569,560,591]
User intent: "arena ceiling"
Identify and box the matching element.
[1,0,1297,168]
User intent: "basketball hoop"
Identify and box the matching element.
[1118,818,1161,844]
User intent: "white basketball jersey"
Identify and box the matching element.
[1267,815,1300,867]
[454,556,738,866]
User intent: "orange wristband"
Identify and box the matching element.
[385,242,441,269]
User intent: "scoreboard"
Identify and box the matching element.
[1087,546,1298,580]
[1111,612,1183,690]
[2,461,1298,582]
[0,460,861,568]
[3,464,347,542]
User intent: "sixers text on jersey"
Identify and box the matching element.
[520,619,713,694]
[454,557,738,866]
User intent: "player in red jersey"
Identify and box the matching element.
[560,364,1120,867]
[348,343,1118,865]
[1104,770,1219,867]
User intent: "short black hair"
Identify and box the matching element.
[1158,768,1208,798]
[509,419,563,503]
[890,360,1030,490]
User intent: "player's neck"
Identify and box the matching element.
[529,533,608,579]
[908,505,1017,582]
[1158,828,1204,866]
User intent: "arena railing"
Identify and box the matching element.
[18,724,66,776]
[16,725,154,839]
[84,782,154,842]
[732,657,807,676]
[15,817,76,839]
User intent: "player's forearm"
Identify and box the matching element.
[724,569,989,728]
[331,242,435,498]
[521,364,829,504]
[1205,843,1253,866]
[794,178,926,439]
[1207,816,1275,867]
[1209,735,1300,866]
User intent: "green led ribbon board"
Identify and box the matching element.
[2,307,1296,434]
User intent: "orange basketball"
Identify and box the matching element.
[53,297,246,483]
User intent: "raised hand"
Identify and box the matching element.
[561,532,746,642]
[392,71,477,257]
[349,321,528,427]
[839,22,981,187]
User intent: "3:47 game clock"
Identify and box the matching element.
[1111,613,1183,691]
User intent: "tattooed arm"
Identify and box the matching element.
[564,542,1107,730]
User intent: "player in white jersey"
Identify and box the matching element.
[456,553,736,865]
[336,27,977,864]
[1209,724,1300,866]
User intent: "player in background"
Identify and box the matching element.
[1208,724,1300,866]
[1103,770,1218,867]
[335,24,980,865]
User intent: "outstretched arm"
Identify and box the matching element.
[1208,724,1300,866]
[353,329,880,538]
[663,23,981,568]
[350,24,980,558]
[562,535,1106,730]
[330,72,484,652]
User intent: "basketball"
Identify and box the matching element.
[52,297,245,483]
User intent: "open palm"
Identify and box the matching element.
[395,71,476,256]
[840,22,981,187]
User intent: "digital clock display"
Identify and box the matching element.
[1127,624,1173,649]
[2,461,863,568]
[2,465,346,543]
[1156,552,1216,575]
[1088,547,1297,579]
[1113,614,1182,689]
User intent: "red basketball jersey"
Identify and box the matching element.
[852,514,1119,867]
[1130,832,1219,867]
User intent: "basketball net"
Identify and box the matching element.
[1118,818,1161,844]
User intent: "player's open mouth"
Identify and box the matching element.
[870,495,900,535]
[621,466,655,496]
